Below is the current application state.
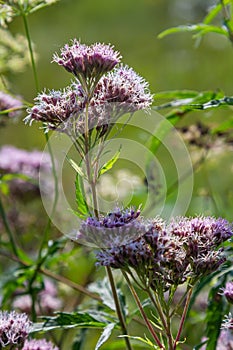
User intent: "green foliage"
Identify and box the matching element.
[158,0,233,44]
[32,311,109,332]
[98,147,121,177]
[75,173,89,218]
[205,275,228,350]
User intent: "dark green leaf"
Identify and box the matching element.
[75,173,89,218]
[98,147,121,177]
[95,323,115,350]
[205,275,228,350]
[32,312,107,332]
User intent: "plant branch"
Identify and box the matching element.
[173,288,193,350]
[122,271,165,349]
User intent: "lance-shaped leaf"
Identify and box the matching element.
[75,173,89,218]
[65,155,85,178]
[98,147,121,177]
[31,312,108,332]
[95,323,115,350]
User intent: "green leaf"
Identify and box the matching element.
[155,90,199,100]
[88,277,117,311]
[95,323,115,350]
[119,335,160,349]
[66,155,85,178]
[212,119,233,134]
[158,24,228,39]
[75,173,89,218]
[32,312,107,333]
[98,147,121,177]
[205,275,228,350]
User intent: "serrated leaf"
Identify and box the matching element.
[75,173,89,218]
[32,312,107,333]
[66,155,85,178]
[95,323,115,350]
[98,147,121,177]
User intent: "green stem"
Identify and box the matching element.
[22,13,39,92]
[122,271,165,349]
[106,267,133,350]
[173,288,193,350]
[0,195,19,258]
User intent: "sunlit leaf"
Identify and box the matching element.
[66,155,85,178]
[75,173,89,218]
[98,147,121,177]
[95,323,115,350]
[158,24,228,39]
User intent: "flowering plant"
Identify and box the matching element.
[0,1,233,350]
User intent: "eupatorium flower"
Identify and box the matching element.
[26,66,153,135]
[53,40,121,81]
[24,88,82,132]
[93,65,153,112]
[222,281,233,304]
[13,279,62,315]
[77,208,145,248]
[0,145,51,199]
[22,338,59,350]
[0,91,22,118]
[0,311,31,348]
[95,213,233,291]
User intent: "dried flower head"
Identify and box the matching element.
[222,282,233,304]
[22,338,59,350]
[0,91,22,118]
[0,4,13,27]
[0,311,31,348]
[78,207,145,248]
[2,0,59,22]
[53,40,121,82]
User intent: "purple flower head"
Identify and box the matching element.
[0,145,51,200]
[53,40,121,81]
[0,91,22,118]
[13,279,62,315]
[22,339,59,350]
[77,207,145,248]
[96,235,152,270]
[25,88,83,132]
[0,311,31,348]
[93,64,153,112]
[222,282,233,304]
[222,313,233,331]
